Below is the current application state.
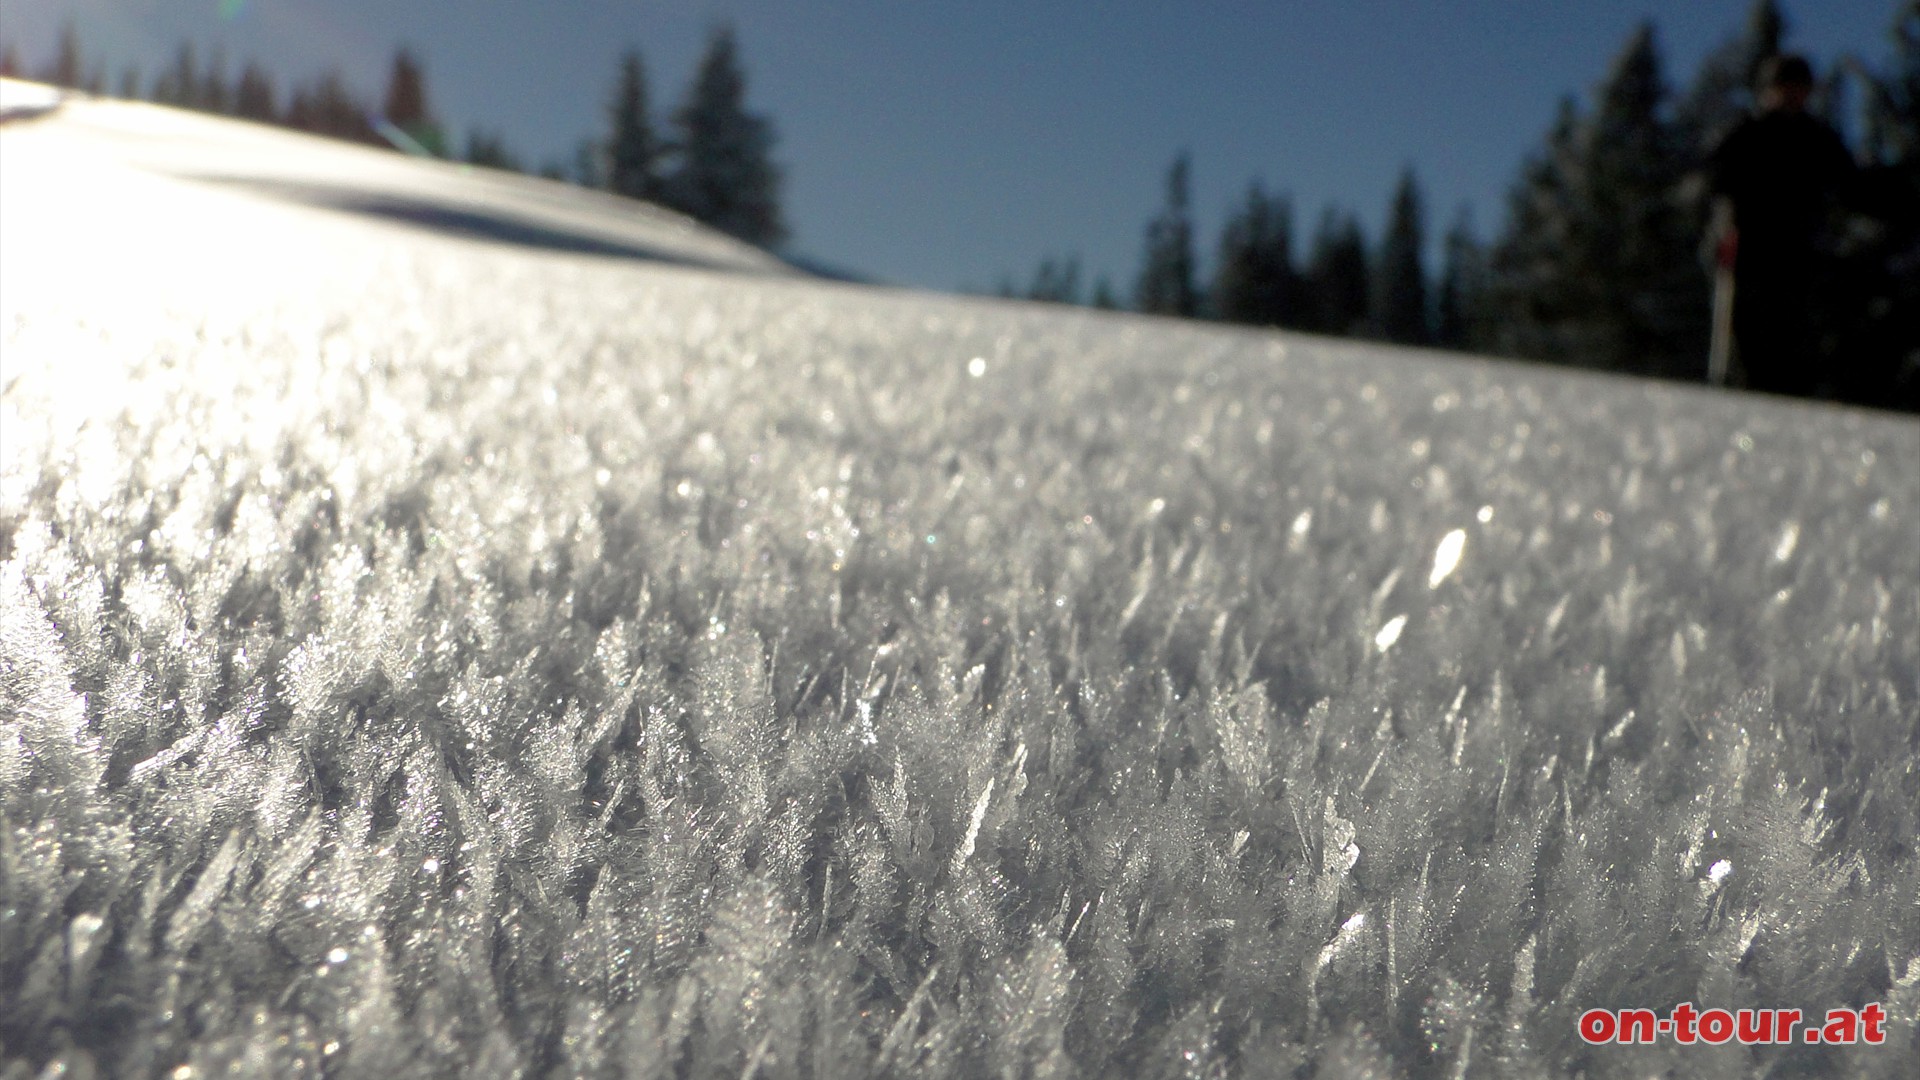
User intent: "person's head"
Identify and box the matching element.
[1757,54,1815,113]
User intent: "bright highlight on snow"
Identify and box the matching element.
[1374,614,1408,652]
[1429,528,1466,588]
[1774,522,1799,562]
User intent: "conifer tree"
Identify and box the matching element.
[287,70,376,144]
[1210,181,1298,326]
[233,63,276,122]
[152,43,197,106]
[1434,208,1486,350]
[664,27,786,247]
[1865,0,1920,168]
[1027,256,1083,304]
[572,139,606,189]
[382,47,444,156]
[1675,0,1786,160]
[1485,97,1586,360]
[607,51,662,201]
[0,45,20,79]
[465,129,522,171]
[1135,153,1201,317]
[1371,168,1430,343]
[199,45,230,113]
[1304,208,1369,335]
[117,66,141,100]
[1581,23,1704,376]
[46,22,81,88]
[1853,0,1920,409]
[1487,26,1705,376]
[1090,276,1120,310]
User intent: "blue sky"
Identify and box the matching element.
[1,1,1898,292]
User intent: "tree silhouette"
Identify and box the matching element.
[1090,277,1120,310]
[382,47,444,155]
[45,21,81,88]
[608,51,663,201]
[664,27,786,246]
[1304,208,1369,335]
[233,62,277,122]
[1026,256,1083,304]
[1135,153,1201,316]
[1434,208,1487,350]
[465,129,522,171]
[1581,23,1704,376]
[1675,0,1786,161]
[1211,181,1299,326]
[1371,168,1430,344]
[151,43,197,106]
[1487,25,1705,377]
[287,70,376,144]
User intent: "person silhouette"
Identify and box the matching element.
[1707,54,1854,397]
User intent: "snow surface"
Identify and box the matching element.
[3,84,1918,1077]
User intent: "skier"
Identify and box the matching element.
[1706,54,1854,397]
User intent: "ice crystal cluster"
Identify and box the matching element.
[3,93,1918,1078]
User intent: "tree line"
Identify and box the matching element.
[0,24,786,249]
[1009,1,1919,411]
[7,5,1914,408]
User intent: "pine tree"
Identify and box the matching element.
[1091,276,1120,310]
[664,27,786,247]
[1210,181,1298,326]
[1485,97,1587,360]
[572,139,606,189]
[0,45,20,78]
[383,47,444,156]
[1135,153,1201,317]
[199,45,230,113]
[1865,0,1920,169]
[1852,0,1920,409]
[1434,208,1487,350]
[233,62,276,122]
[117,65,141,100]
[45,21,81,89]
[287,70,376,144]
[607,51,662,201]
[1026,256,1082,304]
[1371,168,1430,344]
[1675,0,1786,161]
[465,129,522,171]
[1487,26,1706,377]
[152,43,197,106]
[1582,23,1704,376]
[1304,208,1369,335]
